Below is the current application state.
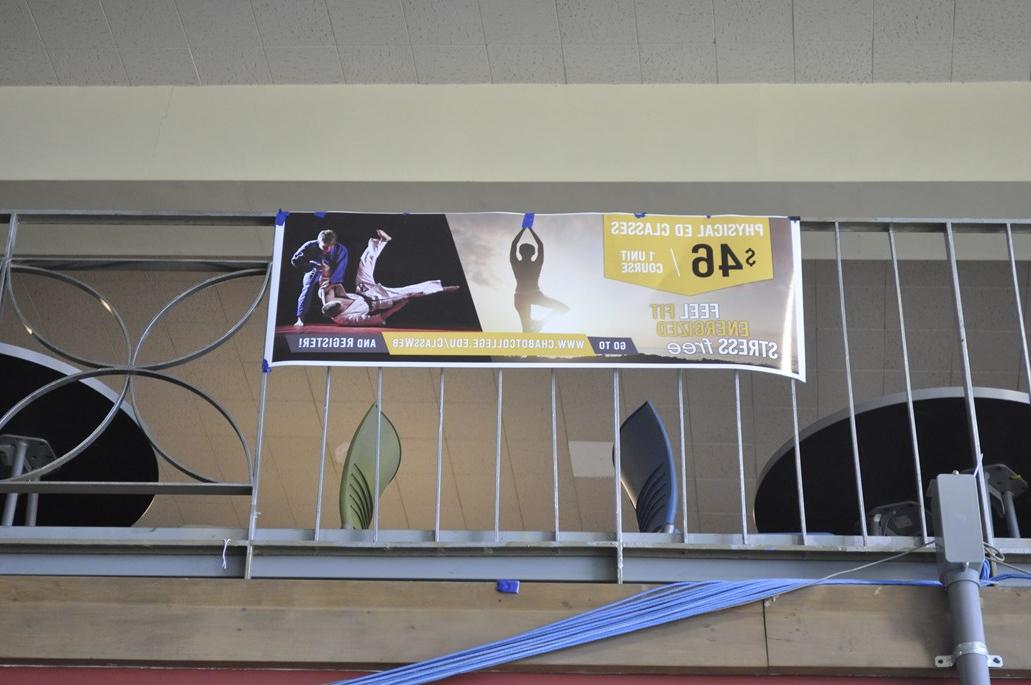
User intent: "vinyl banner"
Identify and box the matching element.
[263,212,805,379]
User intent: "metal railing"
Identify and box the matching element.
[0,211,1030,582]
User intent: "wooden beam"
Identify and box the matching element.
[0,577,1027,676]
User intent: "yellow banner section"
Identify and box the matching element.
[382,332,595,357]
[602,214,774,295]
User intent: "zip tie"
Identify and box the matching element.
[262,359,271,374]
[222,538,231,570]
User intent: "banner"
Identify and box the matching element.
[263,212,805,379]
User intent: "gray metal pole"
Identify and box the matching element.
[373,368,383,542]
[789,379,808,545]
[944,222,996,544]
[1004,223,1031,396]
[0,213,18,323]
[434,369,445,542]
[834,221,869,542]
[25,491,38,527]
[677,369,688,542]
[888,226,930,540]
[734,372,748,544]
[612,369,623,583]
[943,570,992,685]
[244,368,270,579]
[493,369,503,543]
[1,439,28,526]
[1003,490,1020,539]
[551,369,560,541]
[313,367,333,541]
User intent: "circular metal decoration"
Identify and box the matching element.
[0,343,158,526]
[755,387,1031,536]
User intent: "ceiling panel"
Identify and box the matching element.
[480,0,560,45]
[325,0,409,46]
[713,0,794,83]
[102,0,189,49]
[121,47,198,85]
[339,44,417,83]
[28,0,113,49]
[402,0,484,46]
[794,0,873,83]
[873,0,954,82]
[175,0,261,47]
[252,0,335,47]
[266,46,344,84]
[2,0,1030,85]
[0,0,46,49]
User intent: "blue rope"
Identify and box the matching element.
[330,558,1028,685]
[329,575,939,685]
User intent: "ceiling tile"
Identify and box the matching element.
[28,0,113,49]
[635,0,713,44]
[873,0,953,82]
[794,0,873,83]
[325,0,408,45]
[252,0,334,47]
[487,43,563,83]
[714,0,794,83]
[0,46,58,84]
[563,42,640,82]
[121,47,199,84]
[952,0,1031,81]
[339,44,416,82]
[402,0,484,46]
[479,0,560,44]
[266,46,344,83]
[556,0,636,44]
[191,44,272,84]
[639,42,713,82]
[0,0,46,50]
[102,0,187,49]
[954,0,1030,43]
[412,44,491,83]
[175,0,261,47]
[48,47,128,84]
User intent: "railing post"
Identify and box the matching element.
[834,221,870,543]
[313,367,332,541]
[887,226,929,541]
[244,366,270,579]
[434,368,445,542]
[612,369,623,583]
[0,213,17,322]
[943,222,995,544]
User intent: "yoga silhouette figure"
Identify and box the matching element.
[509,227,569,332]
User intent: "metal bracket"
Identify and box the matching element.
[934,641,1003,668]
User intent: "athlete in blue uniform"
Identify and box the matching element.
[290,229,349,327]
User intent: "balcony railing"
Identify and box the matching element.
[1,211,1029,583]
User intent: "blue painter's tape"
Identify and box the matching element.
[275,209,290,226]
[314,211,327,218]
[261,359,271,374]
[634,212,646,218]
[496,579,520,594]
[521,213,535,229]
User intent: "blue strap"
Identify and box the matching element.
[521,213,535,229]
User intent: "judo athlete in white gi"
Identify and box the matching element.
[320,230,460,326]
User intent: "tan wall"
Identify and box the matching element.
[1,84,1030,184]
